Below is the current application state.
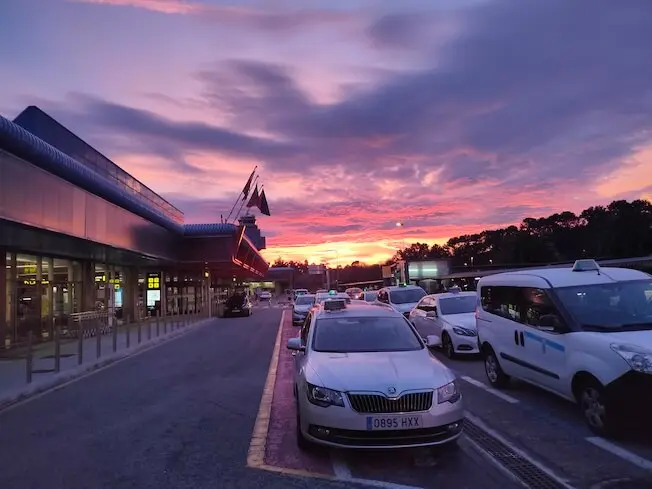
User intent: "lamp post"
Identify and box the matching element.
[317,249,339,289]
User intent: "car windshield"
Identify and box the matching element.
[364,291,378,302]
[295,296,315,306]
[312,317,423,353]
[390,288,426,304]
[439,295,477,315]
[555,280,652,331]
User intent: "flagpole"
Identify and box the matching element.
[233,175,259,223]
[225,165,257,222]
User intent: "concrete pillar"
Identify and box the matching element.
[123,267,138,323]
[81,262,95,311]
[160,271,168,317]
[47,257,54,331]
[0,248,7,345]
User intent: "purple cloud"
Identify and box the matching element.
[45,0,652,224]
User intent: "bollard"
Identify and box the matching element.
[96,317,102,358]
[164,317,168,335]
[54,325,61,373]
[112,318,118,353]
[126,315,131,349]
[78,319,84,365]
[156,313,160,337]
[148,314,153,340]
[138,320,142,344]
[26,331,33,384]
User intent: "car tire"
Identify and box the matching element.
[577,377,618,438]
[442,332,456,359]
[483,346,510,388]
[295,402,313,451]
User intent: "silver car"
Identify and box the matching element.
[287,299,464,450]
[292,294,316,325]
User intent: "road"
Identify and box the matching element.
[0,307,650,489]
[429,349,652,489]
[0,308,511,489]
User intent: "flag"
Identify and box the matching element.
[246,185,260,208]
[241,168,256,200]
[259,189,271,216]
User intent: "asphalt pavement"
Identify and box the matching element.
[0,308,513,489]
[429,349,652,489]
[2,305,650,489]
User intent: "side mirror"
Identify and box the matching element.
[287,337,305,351]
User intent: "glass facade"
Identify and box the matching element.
[1,250,207,349]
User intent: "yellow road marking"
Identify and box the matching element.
[246,310,334,479]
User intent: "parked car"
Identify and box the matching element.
[288,299,463,450]
[259,291,272,301]
[224,293,252,317]
[293,294,316,325]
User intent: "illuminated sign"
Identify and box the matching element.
[147,274,160,290]
[407,260,450,280]
[22,279,50,285]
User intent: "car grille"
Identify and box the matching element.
[347,391,433,413]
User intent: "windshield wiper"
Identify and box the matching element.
[619,322,652,331]
[582,324,620,331]
[583,322,652,332]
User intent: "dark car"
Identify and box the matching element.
[224,293,252,317]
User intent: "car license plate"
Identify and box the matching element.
[232,309,240,312]
[366,415,422,430]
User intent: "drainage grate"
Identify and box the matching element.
[464,417,570,489]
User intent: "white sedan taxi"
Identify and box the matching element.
[409,287,479,358]
[287,299,464,450]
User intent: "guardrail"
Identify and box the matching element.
[16,306,210,385]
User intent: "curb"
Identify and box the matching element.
[0,317,213,412]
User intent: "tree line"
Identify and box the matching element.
[394,199,652,267]
[271,199,651,280]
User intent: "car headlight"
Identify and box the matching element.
[437,380,461,404]
[452,327,477,337]
[306,383,345,407]
[611,343,652,374]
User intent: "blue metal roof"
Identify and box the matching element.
[183,223,238,236]
[0,114,184,234]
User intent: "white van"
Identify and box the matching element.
[476,259,652,437]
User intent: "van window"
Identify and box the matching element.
[555,280,652,331]
[521,288,565,330]
[480,286,522,322]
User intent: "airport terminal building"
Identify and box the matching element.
[0,106,269,348]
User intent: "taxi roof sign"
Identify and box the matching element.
[323,299,347,311]
[572,259,600,272]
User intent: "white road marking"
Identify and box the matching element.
[586,436,652,471]
[330,454,424,489]
[464,412,577,489]
[460,376,520,404]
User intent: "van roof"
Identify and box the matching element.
[478,266,650,288]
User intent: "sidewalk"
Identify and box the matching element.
[0,313,210,410]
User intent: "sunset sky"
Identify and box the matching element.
[1,0,651,266]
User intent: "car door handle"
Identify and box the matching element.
[514,330,519,345]
[519,332,525,346]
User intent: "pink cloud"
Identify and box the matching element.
[70,0,354,30]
